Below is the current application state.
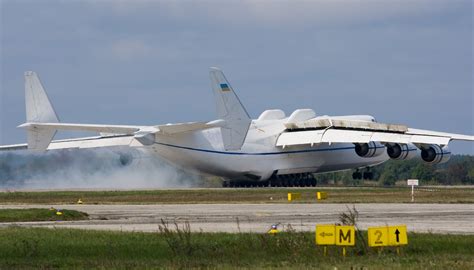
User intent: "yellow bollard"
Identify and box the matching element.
[288,193,301,201]
[317,192,328,200]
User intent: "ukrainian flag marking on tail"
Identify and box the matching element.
[220,83,231,92]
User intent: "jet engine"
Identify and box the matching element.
[386,143,417,160]
[420,145,451,164]
[114,148,145,167]
[119,153,134,166]
[354,142,385,158]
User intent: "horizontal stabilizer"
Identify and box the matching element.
[1,135,137,152]
[19,122,142,135]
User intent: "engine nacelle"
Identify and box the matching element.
[386,143,418,160]
[354,142,385,158]
[420,145,451,164]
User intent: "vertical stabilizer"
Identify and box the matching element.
[23,71,59,151]
[25,71,59,123]
[209,67,251,150]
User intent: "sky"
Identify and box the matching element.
[1,0,473,154]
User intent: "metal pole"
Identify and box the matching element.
[411,185,414,202]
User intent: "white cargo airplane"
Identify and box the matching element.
[1,68,473,187]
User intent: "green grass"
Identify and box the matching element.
[0,209,88,222]
[0,187,473,204]
[0,227,472,269]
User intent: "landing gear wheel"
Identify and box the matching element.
[363,172,374,180]
[352,172,362,180]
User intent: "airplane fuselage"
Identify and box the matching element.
[150,118,389,181]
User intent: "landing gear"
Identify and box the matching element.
[269,173,316,187]
[353,167,374,180]
[363,171,374,180]
[222,173,317,188]
[352,170,362,180]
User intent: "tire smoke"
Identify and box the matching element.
[0,148,201,189]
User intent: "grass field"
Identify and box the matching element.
[0,227,472,269]
[0,208,88,222]
[0,187,473,204]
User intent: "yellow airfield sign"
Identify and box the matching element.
[315,225,336,245]
[368,226,389,247]
[316,225,355,246]
[368,225,408,247]
[336,226,355,246]
[388,225,408,246]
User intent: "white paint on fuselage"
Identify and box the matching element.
[150,119,389,181]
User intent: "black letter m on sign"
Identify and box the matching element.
[340,229,351,243]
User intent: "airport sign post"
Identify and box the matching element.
[316,224,355,256]
[407,179,419,202]
[368,225,408,255]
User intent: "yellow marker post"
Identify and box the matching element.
[368,226,389,247]
[287,193,301,201]
[315,224,336,245]
[316,224,336,256]
[336,225,355,246]
[388,225,408,246]
[317,192,328,200]
[368,225,408,247]
[368,225,408,255]
[316,225,355,257]
[336,225,355,257]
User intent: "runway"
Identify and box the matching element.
[1,203,473,234]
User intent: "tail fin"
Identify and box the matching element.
[209,67,251,150]
[23,71,59,151]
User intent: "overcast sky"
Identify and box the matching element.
[1,0,473,154]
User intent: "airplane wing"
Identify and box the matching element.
[156,122,216,135]
[277,118,474,147]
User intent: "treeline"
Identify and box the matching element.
[314,155,474,186]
